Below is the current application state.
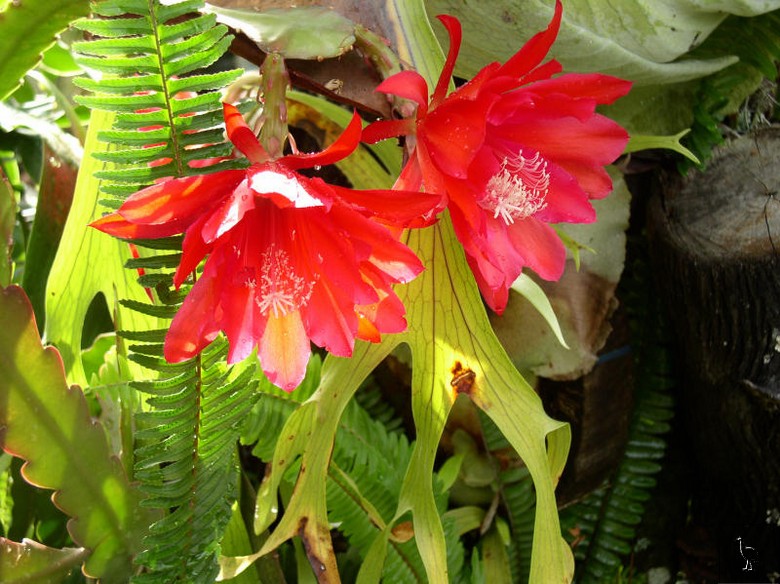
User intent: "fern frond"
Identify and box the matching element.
[73,0,242,204]
[72,1,258,580]
[131,337,259,583]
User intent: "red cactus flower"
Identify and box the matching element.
[363,0,632,313]
[92,103,440,390]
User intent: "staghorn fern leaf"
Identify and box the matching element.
[242,369,466,582]
[479,412,536,583]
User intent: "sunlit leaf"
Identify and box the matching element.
[44,108,163,386]
[0,0,89,100]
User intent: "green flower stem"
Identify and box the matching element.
[259,52,290,159]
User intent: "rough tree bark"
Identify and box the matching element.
[648,127,780,581]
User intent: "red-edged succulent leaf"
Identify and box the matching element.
[0,285,153,579]
[0,537,88,583]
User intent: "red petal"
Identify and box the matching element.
[361,118,416,144]
[432,15,462,108]
[221,271,264,365]
[250,168,328,210]
[90,212,185,239]
[356,314,381,343]
[497,0,562,80]
[525,73,632,104]
[174,213,213,288]
[280,110,362,171]
[420,94,494,178]
[164,274,221,362]
[328,184,442,227]
[119,170,245,226]
[223,102,269,163]
[304,277,357,357]
[507,217,566,281]
[201,178,257,243]
[375,70,430,112]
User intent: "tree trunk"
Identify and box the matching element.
[647,127,780,581]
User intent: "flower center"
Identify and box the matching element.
[481,151,550,224]
[256,246,314,317]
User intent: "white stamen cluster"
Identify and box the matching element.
[256,246,314,317]
[482,151,550,225]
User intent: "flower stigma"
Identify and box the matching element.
[481,151,550,224]
[256,246,313,317]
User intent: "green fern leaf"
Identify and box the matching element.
[70,0,259,581]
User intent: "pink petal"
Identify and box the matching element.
[536,167,596,224]
[223,102,269,163]
[420,94,494,179]
[259,310,311,391]
[524,73,632,104]
[507,217,566,281]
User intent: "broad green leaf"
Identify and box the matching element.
[219,503,262,584]
[0,0,90,100]
[0,537,87,583]
[0,171,13,287]
[426,0,780,86]
[44,108,163,387]
[481,526,512,583]
[0,285,152,580]
[202,4,355,59]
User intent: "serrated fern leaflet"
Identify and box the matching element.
[72,1,255,581]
